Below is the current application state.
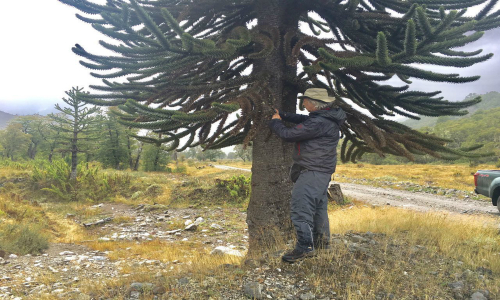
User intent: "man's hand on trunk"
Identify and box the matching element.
[272,109,281,120]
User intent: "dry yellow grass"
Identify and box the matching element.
[0,165,30,179]
[85,239,241,263]
[217,160,252,170]
[75,239,243,297]
[3,161,499,298]
[180,162,240,177]
[111,215,134,224]
[329,205,500,273]
[336,163,495,191]
[219,161,495,192]
[44,210,89,244]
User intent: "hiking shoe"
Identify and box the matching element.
[282,248,315,263]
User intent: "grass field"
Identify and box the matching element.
[220,160,495,193]
[335,163,494,192]
[1,161,499,299]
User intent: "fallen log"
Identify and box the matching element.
[83,217,113,228]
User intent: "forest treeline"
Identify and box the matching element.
[2,90,498,168]
[359,92,500,166]
[0,97,252,173]
[403,91,500,129]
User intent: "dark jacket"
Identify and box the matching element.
[269,107,346,174]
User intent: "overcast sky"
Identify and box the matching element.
[0,1,499,115]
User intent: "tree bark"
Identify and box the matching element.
[106,124,120,169]
[70,104,79,181]
[153,146,160,171]
[28,142,38,160]
[246,0,302,253]
[114,129,121,169]
[127,135,134,170]
[173,151,178,167]
[133,143,142,171]
[70,131,78,180]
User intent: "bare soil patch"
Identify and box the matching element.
[340,182,498,215]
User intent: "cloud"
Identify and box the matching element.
[0,0,109,114]
[0,0,499,116]
[398,28,500,101]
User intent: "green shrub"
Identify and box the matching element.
[216,175,251,202]
[173,165,187,173]
[145,184,162,197]
[469,160,479,167]
[0,159,34,170]
[31,160,134,202]
[131,191,144,200]
[0,224,49,255]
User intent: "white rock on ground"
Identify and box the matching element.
[210,223,223,230]
[210,246,244,257]
[184,224,198,231]
[64,256,78,262]
[470,292,488,300]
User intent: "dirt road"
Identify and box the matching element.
[339,182,497,215]
[213,165,498,216]
[213,164,251,172]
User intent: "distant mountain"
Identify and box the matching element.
[0,104,58,116]
[423,106,500,161]
[361,104,500,164]
[403,91,500,129]
[0,99,60,116]
[0,111,16,129]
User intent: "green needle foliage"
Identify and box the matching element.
[60,0,500,164]
[49,87,100,180]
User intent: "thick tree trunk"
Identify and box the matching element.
[247,0,301,253]
[70,133,78,180]
[114,130,121,169]
[172,151,178,167]
[153,146,160,171]
[28,142,38,160]
[133,144,142,171]
[127,136,134,169]
[70,101,79,180]
[106,126,120,169]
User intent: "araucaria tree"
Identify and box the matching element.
[49,87,100,180]
[61,0,500,251]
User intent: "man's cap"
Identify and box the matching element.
[298,88,336,103]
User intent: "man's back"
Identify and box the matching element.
[270,107,346,174]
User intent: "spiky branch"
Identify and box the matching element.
[60,0,500,162]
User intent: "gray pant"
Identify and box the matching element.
[291,171,331,251]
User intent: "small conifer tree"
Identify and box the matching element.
[61,0,500,250]
[49,87,100,180]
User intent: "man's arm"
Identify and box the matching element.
[269,118,320,142]
[279,110,308,124]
